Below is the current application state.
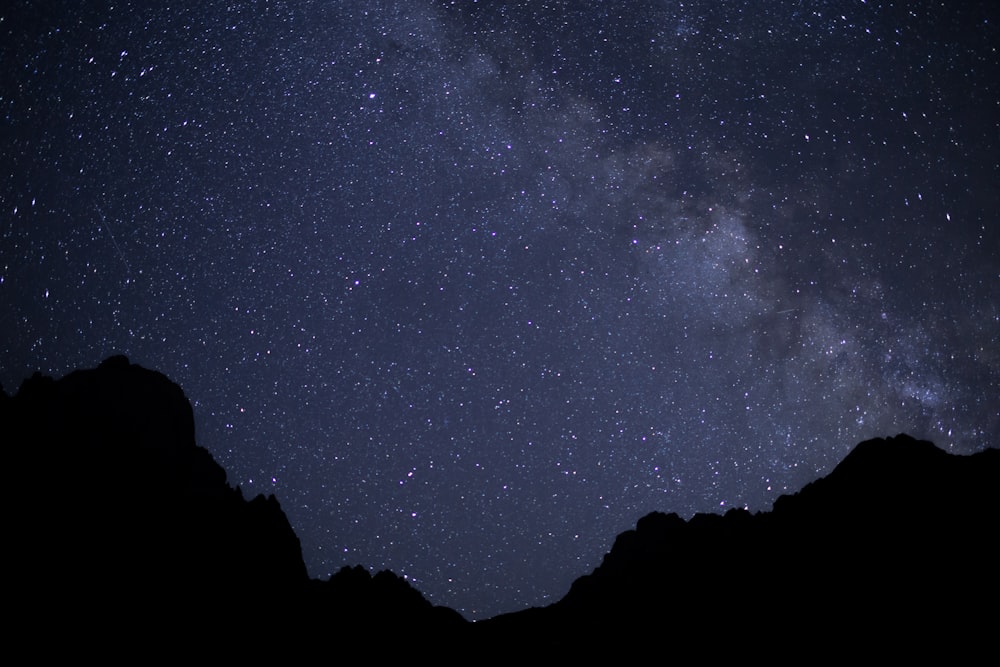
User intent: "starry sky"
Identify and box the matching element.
[2,1,998,620]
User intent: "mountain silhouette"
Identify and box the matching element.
[2,357,996,657]
[477,434,999,656]
[2,356,465,657]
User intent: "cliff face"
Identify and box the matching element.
[2,356,465,655]
[3,357,308,645]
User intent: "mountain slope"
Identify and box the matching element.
[477,434,999,655]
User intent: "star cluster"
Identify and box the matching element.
[2,1,997,619]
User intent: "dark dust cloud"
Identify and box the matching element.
[2,1,997,619]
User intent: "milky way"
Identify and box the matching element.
[2,2,998,619]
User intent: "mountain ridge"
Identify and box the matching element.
[2,357,995,656]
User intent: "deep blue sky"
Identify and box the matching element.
[3,1,998,619]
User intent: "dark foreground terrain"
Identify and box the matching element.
[3,357,996,658]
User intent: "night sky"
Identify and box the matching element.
[3,1,998,620]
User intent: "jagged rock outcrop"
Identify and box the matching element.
[2,357,464,655]
[4,356,307,645]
